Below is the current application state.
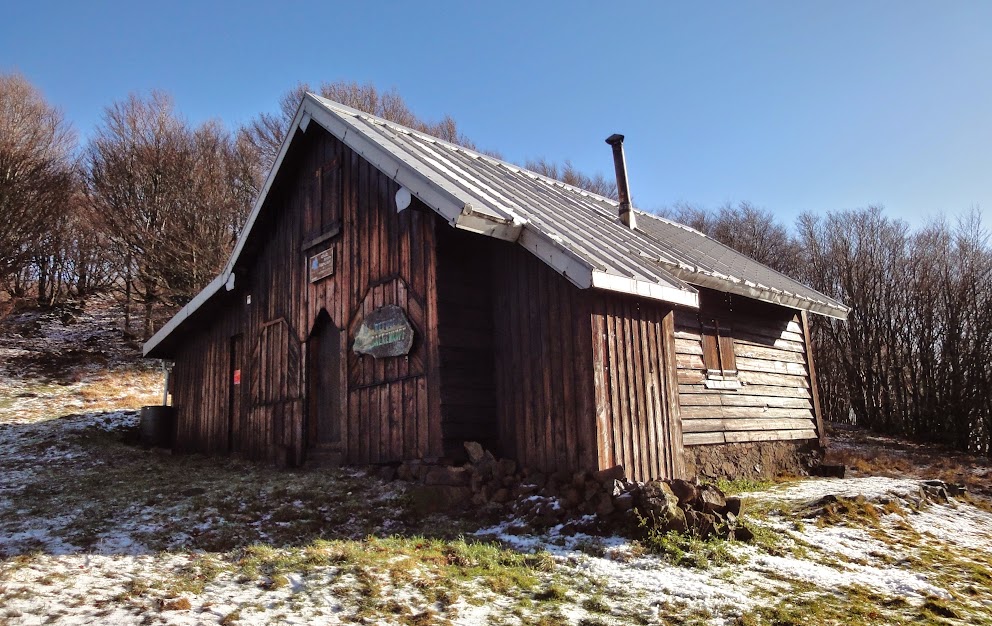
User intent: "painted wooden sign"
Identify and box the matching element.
[308,247,335,283]
[353,305,415,358]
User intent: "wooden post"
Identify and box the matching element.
[801,310,827,448]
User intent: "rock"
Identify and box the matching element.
[409,485,472,513]
[733,525,755,542]
[584,480,601,499]
[699,485,728,514]
[686,509,717,538]
[424,466,470,487]
[562,486,583,509]
[491,488,510,504]
[724,496,742,517]
[815,463,846,478]
[613,493,635,512]
[181,487,206,497]
[512,483,539,498]
[496,458,517,478]
[470,472,486,493]
[464,441,486,464]
[638,481,688,533]
[945,482,967,497]
[921,481,949,503]
[377,465,397,482]
[526,472,547,489]
[667,479,699,507]
[572,471,589,488]
[593,464,625,485]
[396,463,413,482]
[595,494,615,517]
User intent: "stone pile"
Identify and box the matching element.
[391,441,752,541]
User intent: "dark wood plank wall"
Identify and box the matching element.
[674,290,818,446]
[170,124,442,465]
[435,225,498,459]
[491,241,599,474]
[171,294,243,456]
[590,294,685,482]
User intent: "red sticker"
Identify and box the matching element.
[233,369,241,385]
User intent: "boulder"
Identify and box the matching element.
[464,441,486,464]
[613,492,635,512]
[724,496,743,517]
[638,481,688,533]
[409,485,472,514]
[668,479,699,507]
[593,464,625,485]
[495,458,517,479]
[424,466,470,487]
[699,485,728,514]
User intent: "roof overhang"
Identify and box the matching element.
[144,94,707,356]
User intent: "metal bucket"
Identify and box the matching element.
[140,405,175,448]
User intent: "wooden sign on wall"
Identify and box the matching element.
[353,305,415,358]
[308,247,335,283]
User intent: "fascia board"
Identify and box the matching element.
[517,226,596,289]
[590,271,700,308]
[142,273,228,356]
[677,270,849,320]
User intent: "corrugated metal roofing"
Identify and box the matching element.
[310,95,848,319]
[144,94,846,357]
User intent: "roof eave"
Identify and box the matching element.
[143,272,229,357]
[673,269,849,320]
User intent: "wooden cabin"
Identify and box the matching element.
[144,95,848,482]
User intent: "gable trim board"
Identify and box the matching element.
[145,94,847,358]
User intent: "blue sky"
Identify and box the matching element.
[3,1,990,226]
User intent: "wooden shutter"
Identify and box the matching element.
[701,319,737,377]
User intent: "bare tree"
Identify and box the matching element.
[525,158,618,200]
[661,201,798,271]
[0,73,75,287]
[240,81,479,193]
[86,92,251,337]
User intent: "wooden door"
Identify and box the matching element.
[228,334,243,453]
[308,312,343,451]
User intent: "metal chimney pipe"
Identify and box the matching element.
[605,133,636,229]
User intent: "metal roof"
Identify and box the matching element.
[144,94,846,357]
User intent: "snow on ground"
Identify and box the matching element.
[2,409,991,625]
[3,301,992,624]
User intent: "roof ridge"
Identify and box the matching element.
[310,93,626,210]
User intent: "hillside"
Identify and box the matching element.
[1,299,990,626]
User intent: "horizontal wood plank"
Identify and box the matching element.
[736,356,808,376]
[678,383,811,399]
[679,394,813,409]
[681,417,816,433]
[680,405,813,419]
[684,428,817,446]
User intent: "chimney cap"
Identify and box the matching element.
[605,133,625,146]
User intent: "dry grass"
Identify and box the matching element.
[76,368,161,410]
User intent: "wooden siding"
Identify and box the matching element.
[492,241,599,474]
[171,292,245,456]
[675,290,819,446]
[170,125,442,465]
[591,294,685,482]
[436,226,498,458]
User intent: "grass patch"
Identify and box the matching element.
[638,529,739,569]
[715,477,776,495]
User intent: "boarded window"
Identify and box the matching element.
[701,319,737,379]
[251,318,301,406]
